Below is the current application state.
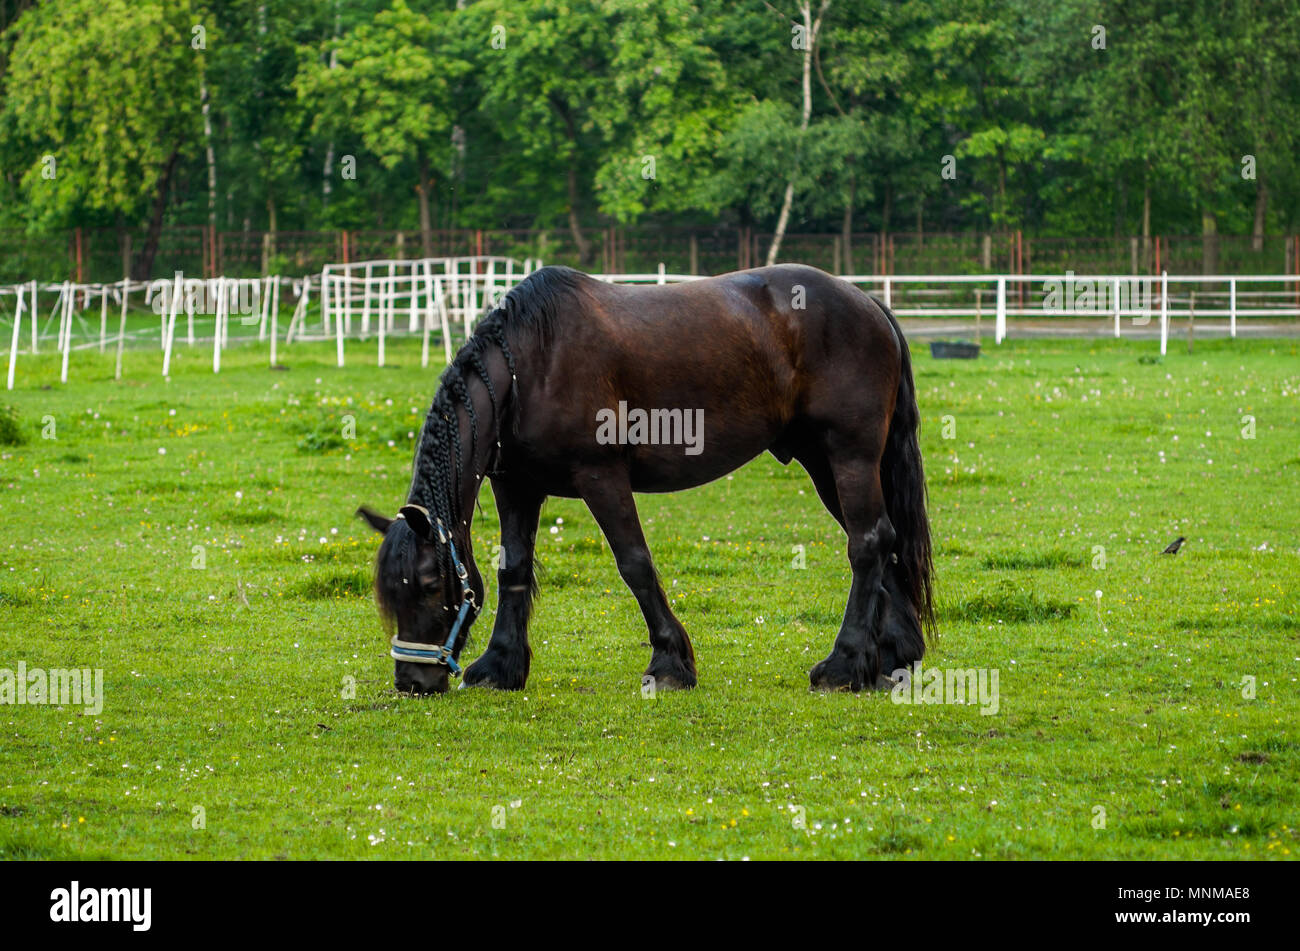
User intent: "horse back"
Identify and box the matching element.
[508,265,902,491]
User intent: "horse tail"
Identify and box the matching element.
[878,303,935,657]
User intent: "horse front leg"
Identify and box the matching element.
[578,467,697,691]
[463,478,543,691]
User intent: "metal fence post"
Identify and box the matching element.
[996,277,1007,343]
[1159,271,1168,356]
[1113,277,1121,337]
[1229,278,1237,338]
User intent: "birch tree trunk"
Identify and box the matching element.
[200,69,217,232]
[322,4,340,207]
[767,2,827,267]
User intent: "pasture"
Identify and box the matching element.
[0,333,1296,859]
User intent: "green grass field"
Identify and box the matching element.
[1,328,1296,859]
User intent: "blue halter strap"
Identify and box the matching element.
[388,512,476,676]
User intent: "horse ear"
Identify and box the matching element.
[398,505,434,539]
[355,506,393,535]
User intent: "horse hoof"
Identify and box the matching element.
[810,679,852,693]
[644,674,695,692]
[643,656,697,692]
[809,655,868,693]
[463,651,529,691]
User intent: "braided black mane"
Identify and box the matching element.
[374,266,579,622]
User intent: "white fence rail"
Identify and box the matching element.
[4,262,1300,389]
[844,272,1300,352]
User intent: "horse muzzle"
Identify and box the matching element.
[394,660,450,695]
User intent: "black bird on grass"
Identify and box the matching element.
[1161,536,1186,555]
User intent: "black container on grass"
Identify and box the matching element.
[929,340,981,360]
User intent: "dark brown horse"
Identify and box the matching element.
[357,264,933,695]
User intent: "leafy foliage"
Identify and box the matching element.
[1,0,1298,249]
[0,402,25,445]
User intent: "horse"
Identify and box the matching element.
[357,263,933,695]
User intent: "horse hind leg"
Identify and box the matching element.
[876,566,925,686]
[808,449,895,692]
[794,446,846,531]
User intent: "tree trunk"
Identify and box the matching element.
[1114,171,1125,238]
[322,142,335,207]
[450,124,466,229]
[1201,209,1218,275]
[116,213,130,279]
[200,71,217,230]
[767,2,825,267]
[841,177,854,274]
[995,148,1007,226]
[1252,177,1268,253]
[549,95,592,266]
[264,192,277,272]
[566,160,591,266]
[417,152,434,258]
[768,182,796,266]
[321,5,340,206]
[133,148,180,281]
[1141,177,1151,271]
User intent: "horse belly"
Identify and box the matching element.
[622,412,782,492]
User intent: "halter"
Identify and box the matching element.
[388,507,476,676]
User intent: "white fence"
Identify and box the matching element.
[848,272,1300,353]
[314,256,543,368]
[4,261,1300,389]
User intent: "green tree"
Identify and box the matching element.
[297,0,465,257]
[0,0,204,277]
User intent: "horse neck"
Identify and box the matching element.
[449,351,515,543]
[407,341,517,561]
